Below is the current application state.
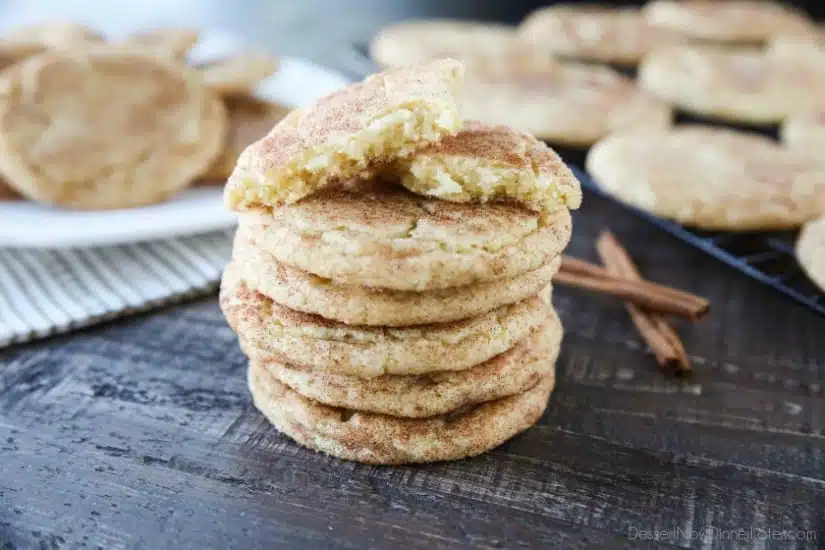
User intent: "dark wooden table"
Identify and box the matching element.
[3,2,825,549]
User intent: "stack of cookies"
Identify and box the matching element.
[220,59,582,464]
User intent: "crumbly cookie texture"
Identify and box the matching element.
[221,261,555,377]
[224,58,464,211]
[519,5,683,66]
[248,360,555,464]
[239,179,572,291]
[396,121,582,215]
[587,125,825,230]
[797,217,825,294]
[640,45,825,125]
[643,0,813,44]
[0,46,226,209]
[251,316,560,418]
[232,228,562,327]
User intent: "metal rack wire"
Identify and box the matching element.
[573,168,825,317]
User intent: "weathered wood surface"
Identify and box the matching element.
[3,1,825,548]
[3,192,824,550]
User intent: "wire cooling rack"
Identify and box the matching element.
[572,168,825,318]
[342,44,825,318]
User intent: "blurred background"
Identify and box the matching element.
[3,0,820,67]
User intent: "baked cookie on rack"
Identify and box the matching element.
[587,125,825,230]
[640,45,825,125]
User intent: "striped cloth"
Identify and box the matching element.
[0,229,233,348]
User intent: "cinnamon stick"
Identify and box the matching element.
[555,259,709,320]
[561,256,709,317]
[596,231,691,374]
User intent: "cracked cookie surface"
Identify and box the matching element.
[248,358,556,464]
[224,58,463,211]
[249,316,560,417]
[231,228,562,326]
[239,178,572,291]
[0,46,226,209]
[587,125,825,230]
[221,261,555,377]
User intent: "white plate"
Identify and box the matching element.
[0,38,352,249]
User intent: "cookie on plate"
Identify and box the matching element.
[796,216,825,293]
[643,0,813,44]
[121,27,199,59]
[239,178,572,291]
[397,121,582,215]
[221,261,554,377]
[639,45,825,125]
[586,125,825,230]
[369,19,544,69]
[200,97,290,181]
[519,4,682,67]
[232,231,562,326]
[462,63,670,147]
[224,58,464,211]
[250,315,561,418]
[0,46,226,209]
[199,52,279,97]
[781,112,825,161]
[248,359,555,464]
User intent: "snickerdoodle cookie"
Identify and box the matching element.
[221,262,554,377]
[251,315,560,418]
[643,0,812,44]
[232,230,561,326]
[640,45,825,125]
[224,59,464,211]
[370,19,529,68]
[0,46,226,209]
[239,178,572,291]
[461,63,670,147]
[586,125,825,230]
[519,4,682,66]
[397,121,582,214]
[248,359,555,464]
